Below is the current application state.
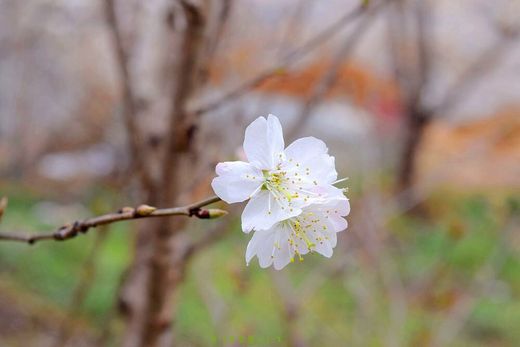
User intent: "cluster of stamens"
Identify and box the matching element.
[247,157,324,217]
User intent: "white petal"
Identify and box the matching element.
[211,161,263,203]
[241,190,300,233]
[284,137,337,184]
[329,216,348,232]
[305,185,346,205]
[246,225,292,270]
[245,229,265,264]
[256,230,277,268]
[273,229,292,270]
[308,196,350,232]
[314,235,334,257]
[243,115,285,170]
[326,230,338,248]
[284,136,327,159]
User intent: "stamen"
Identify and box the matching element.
[332,177,349,185]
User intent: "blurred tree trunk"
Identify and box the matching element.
[109,1,210,347]
[397,108,431,204]
[388,0,433,208]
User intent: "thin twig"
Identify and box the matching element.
[161,0,207,204]
[190,3,368,116]
[0,196,7,223]
[286,0,384,141]
[0,196,222,245]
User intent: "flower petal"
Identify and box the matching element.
[255,229,277,268]
[311,196,350,232]
[246,225,292,270]
[211,161,263,203]
[243,115,285,170]
[284,137,337,184]
[245,230,263,265]
[241,190,300,233]
[273,229,292,270]
[284,136,327,159]
[313,234,334,258]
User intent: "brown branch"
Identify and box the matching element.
[104,0,155,192]
[0,196,223,245]
[0,196,7,223]
[161,0,207,204]
[190,3,368,116]
[198,0,234,85]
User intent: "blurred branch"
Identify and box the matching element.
[433,28,519,116]
[55,226,110,346]
[0,196,223,244]
[198,0,234,85]
[104,0,155,192]
[161,0,207,203]
[286,0,384,141]
[276,0,312,57]
[413,0,433,106]
[141,2,209,346]
[191,2,369,116]
[0,197,7,223]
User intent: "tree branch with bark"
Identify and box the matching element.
[0,196,224,245]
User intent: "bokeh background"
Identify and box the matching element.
[0,0,519,346]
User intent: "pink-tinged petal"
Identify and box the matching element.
[211,161,263,203]
[329,216,348,233]
[243,115,285,170]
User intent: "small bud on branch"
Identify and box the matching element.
[136,205,157,216]
[0,196,223,245]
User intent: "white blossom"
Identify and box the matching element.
[245,196,350,270]
[211,114,342,232]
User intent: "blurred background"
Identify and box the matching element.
[0,0,519,346]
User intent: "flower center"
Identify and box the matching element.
[262,169,298,203]
[282,218,316,262]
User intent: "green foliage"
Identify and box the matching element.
[0,187,518,346]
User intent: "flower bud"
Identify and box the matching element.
[207,208,228,219]
[136,204,157,216]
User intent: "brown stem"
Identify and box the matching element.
[141,2,208,347]
[397,109,430,195]
[0,196,222,245]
